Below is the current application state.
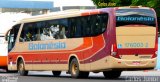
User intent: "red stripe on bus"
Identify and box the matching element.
[118,48,155,55]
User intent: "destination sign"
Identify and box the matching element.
[116,16,154,22]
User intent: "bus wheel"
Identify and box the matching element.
[18,60,28,76]
[69,58,89,78]
[52,71,61,77]
[103,71,121,79]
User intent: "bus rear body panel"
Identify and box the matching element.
[111,8,158,70]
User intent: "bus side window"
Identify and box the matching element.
[58,25,66,39]
[67,17,83,38]
[20,23,39,42]
[66,13,108,38]
[40,22,58,40]
[67,18,75,38]
[51,25,60,39]
[20,24,32,41]
[46,19,67,40]
[81,16,89,37]
[39,22,49,40]
[35,22,41,41]
[88,13,108,36]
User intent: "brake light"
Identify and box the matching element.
[152,51,157,58]
[111,44,119,58]
[155,51,158,56]
[152,42,158,58]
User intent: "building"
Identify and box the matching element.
[0,0,53,15]
[0,13,31,35]
[0,0,54,34]
[0,0,95,33]
[0,0,95,15]
[50,0,96,11]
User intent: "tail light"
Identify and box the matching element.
[152,42,158,58]
[111,44,120,58]
[155,51,158,56]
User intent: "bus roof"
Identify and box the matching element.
[18,9,90,23]
[16,6,153,24]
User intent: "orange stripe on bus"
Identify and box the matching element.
[73,37,92,50]
[0,56,7,66]
[81,12,89,16]
[90,10,99,15]
[81,10,100,16]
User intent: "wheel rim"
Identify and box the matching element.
[19,63,24,73]
[71,63,78,75]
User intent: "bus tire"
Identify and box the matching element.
[103,71,121,79]
[18,60,28,76]
[69,58,89,78]
[81,72,89,78]
[52,71,61,77]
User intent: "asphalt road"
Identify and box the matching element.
[0,70,160,82]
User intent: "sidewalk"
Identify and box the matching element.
[156,38,160,69]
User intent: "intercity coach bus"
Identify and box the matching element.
[6,6,158,78]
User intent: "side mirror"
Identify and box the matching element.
[5,29,11,41]
[5,35,8,41]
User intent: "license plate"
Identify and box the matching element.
[132,61,141,65]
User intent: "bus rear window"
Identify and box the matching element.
[116,9,156,27]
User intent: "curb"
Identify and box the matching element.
[143,69,159,72]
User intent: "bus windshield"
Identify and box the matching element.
[116,9,156,27]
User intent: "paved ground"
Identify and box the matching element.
[0,70,160,82]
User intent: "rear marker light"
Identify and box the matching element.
[118,61,121,64]
[111,52,117,56]
[152,51,158,58]
[155,51,158,56]
[111,44,117,56]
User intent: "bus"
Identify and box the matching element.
[6,6,158,78]
[0,13,30,72]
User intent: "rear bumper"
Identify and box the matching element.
[107,56,156,70]
[82,56,156,72]
[0,56,7,67]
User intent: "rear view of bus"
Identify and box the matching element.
[115,7,158,69]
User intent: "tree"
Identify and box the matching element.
[92,0,160,17]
